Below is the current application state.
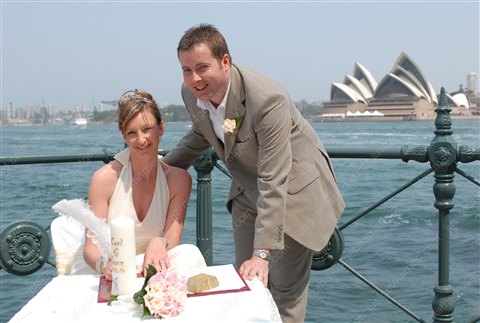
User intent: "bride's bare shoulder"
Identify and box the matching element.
[92,160,122,183]
[160,161,192,191]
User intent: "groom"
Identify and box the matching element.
[163,23,345,322]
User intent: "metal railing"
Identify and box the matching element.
[0,88,479,322]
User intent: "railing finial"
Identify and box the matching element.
[434,87,452,135]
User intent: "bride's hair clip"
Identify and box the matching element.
[119,89,154,105]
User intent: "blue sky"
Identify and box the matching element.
[1,1,479,110]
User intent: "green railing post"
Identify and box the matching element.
[193,147,216,266]
[430,88,457,322]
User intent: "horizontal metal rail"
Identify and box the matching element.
[0,149,169,166]
[0,147,410,166]
[327,147,402,159]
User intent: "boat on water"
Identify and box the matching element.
[72,117,88,126]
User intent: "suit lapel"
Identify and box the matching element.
[224,65,246,160]
[191,103,225,160]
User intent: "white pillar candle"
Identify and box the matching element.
[110,216,137,295]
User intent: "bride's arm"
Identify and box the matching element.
[143,164,192,273]
[83,161,120,279]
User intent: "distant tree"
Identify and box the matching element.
[294,100,323,118]
[162,104,190,122]
[85,101,326,123]
[92,110,118,124]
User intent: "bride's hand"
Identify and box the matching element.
[143,237,170,275]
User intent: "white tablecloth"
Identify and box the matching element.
[9,268,281,322]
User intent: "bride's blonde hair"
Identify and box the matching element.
[117,89,162,134]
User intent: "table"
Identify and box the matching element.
[8,268,281,322]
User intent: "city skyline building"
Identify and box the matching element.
[467,72,478,96]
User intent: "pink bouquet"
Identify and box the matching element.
[134,265,187,318]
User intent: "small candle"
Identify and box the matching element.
[110,216,137,295]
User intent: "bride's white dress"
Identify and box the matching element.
[51,148,205,276]
[108,148,168,255]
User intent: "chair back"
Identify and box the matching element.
[50,216,95,275]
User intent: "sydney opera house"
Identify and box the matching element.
[320,52,473,121]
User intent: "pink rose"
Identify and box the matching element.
[143,269,187,318]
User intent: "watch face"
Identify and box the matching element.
[254,249,270,260]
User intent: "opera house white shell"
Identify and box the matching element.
[321,52,471,121]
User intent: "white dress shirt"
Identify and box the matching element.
[196,81,231,143]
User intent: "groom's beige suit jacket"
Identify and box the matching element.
[163,64,345,251]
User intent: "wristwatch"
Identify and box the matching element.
[253,249,271,261]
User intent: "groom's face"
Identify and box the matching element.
[179,42,230,107]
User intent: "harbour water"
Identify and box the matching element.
[0,120,479,322]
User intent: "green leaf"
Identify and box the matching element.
[107,294,118,306]
[132,264,157,317]
[142,306,151,317]
[234,116,244,128]
[133,289,146,305]
[145,264,157,281]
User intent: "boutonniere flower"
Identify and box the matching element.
[223,116,244,134]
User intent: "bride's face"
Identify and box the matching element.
[123,110,163,156]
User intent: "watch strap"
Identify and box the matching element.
[253,249,271,261]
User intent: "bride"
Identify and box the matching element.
[82,89,203,279]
